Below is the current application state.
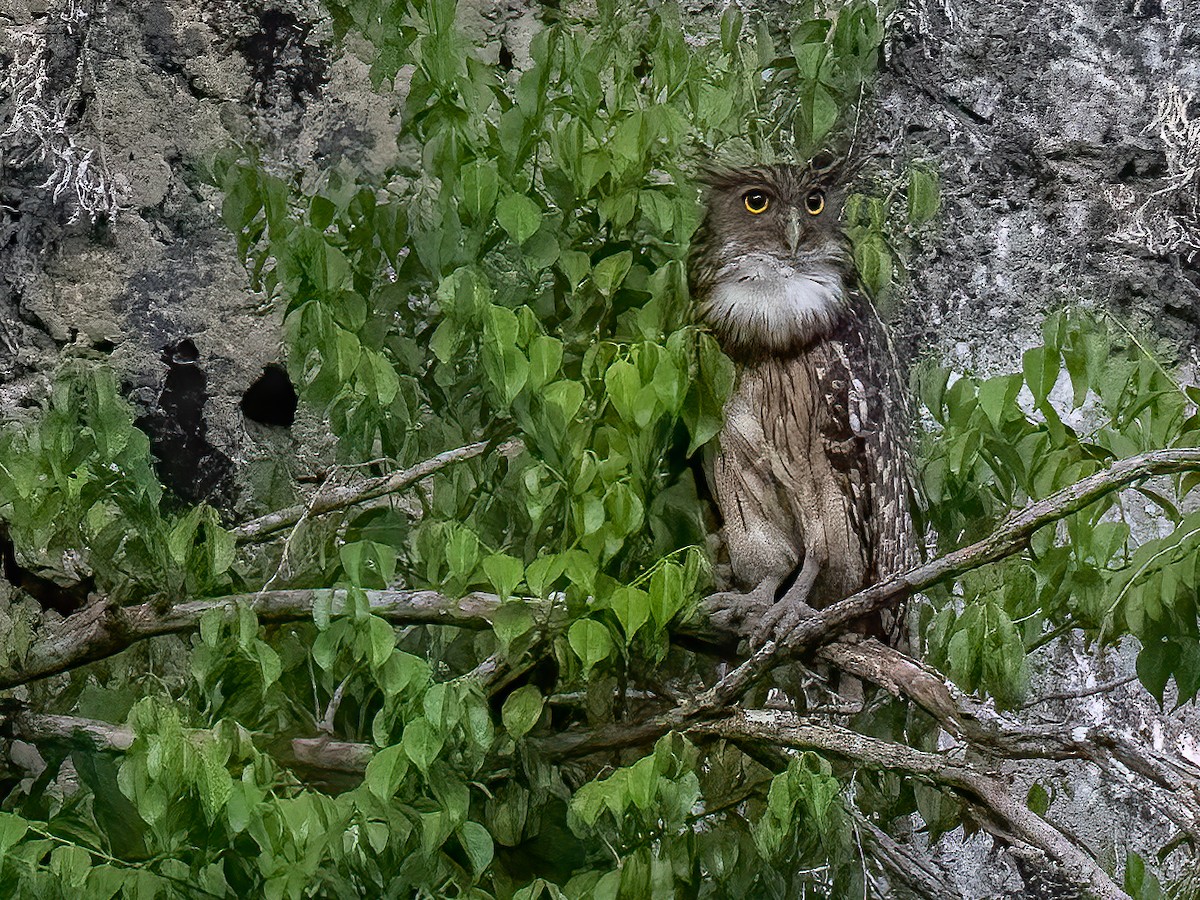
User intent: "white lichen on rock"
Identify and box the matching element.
[1106,84,1200,262]
[0,0,127,222]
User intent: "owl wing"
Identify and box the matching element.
[829,292,920,583]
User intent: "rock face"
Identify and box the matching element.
[874,2,1200,894]
[1,0,1198,894]
[876,0,1200,372]
[0,0,401,512]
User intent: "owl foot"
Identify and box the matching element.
[751,596,819,648]
[752,546,825,647]
[702,579,779,635]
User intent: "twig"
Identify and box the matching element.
[1025,673,1141,705]
[231,440,519,543]
[849,807,959,900]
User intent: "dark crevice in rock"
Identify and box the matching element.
[134,339,234,508]
[240,363,297,427]
[0,526,94,615]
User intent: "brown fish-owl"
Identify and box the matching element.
[688,160,916,645]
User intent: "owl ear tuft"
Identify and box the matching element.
[695,163,757,190]
[809,151,865,186]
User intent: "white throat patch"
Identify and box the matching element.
[700,254,848,354]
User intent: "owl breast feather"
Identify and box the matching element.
[699,255,849,356]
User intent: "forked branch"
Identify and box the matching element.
[231,439,520,543]
[692,710,1132,900]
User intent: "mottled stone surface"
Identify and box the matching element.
[0,0,402,511]
[876,0,1200,373]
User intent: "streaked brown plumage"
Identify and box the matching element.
[689,160,916,645]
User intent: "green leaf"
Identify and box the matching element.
[497,193,543,244]
[459,821,494,876]
[0,812,28,854]
[907,166,940,224]
[543,380,585,437]
[310,195,336,231]
[1023,346,1060,407]
[648,563,686,628]
[977,374,1021,428]
[367,616,396,668]
[854,233,892,296]
[493,601,533,653]
[1026,782,1050,816]
[364,748,408,801]
[1136,640,1180,705]
[483,305,531,404]
[720,5,744,54]
[528,335,564,390]
[446,527,481,579]
[501,685,544,739]
[605,360,641,423]
[568,619,614,674]
[608,585,650,644]
[810,83,839,145]
[483,553,525,600]
[525,554,566,597]
[592,251,633,298]
[460,160,500,221]
[403,718,443,774]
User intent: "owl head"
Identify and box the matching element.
[689,160,853,359]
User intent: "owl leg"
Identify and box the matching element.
[702,576,782,634]
[751,539,826,647]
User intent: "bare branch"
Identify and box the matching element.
[291,737,375,774]
[11,712,135,752]
[691,710,1132,900]
[545,447,1200,758]
[0,589,523,689]
[849,808,960,900]
[231,440,520,544]
[6,709,377,779]
[1025,673,1140,704]
[820,639,1200,843]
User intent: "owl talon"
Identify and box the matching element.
[702,583,777,635]
[752,597,819,648]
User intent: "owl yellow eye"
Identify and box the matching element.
[805,190,826,216]
[743,190,770,214]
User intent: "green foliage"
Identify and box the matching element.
[844,160,941,301]
[0,364,236,603]
[918,311,1200,706]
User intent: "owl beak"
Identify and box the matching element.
[785,208,803,255]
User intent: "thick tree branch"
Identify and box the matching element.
[0,589,526,689]
[691,710,1132,900]
[11,712,135,751]
[231,440,519,543]
[820,639,1200,844]
[5,710,376,780]
[11,449,1196,693]
[290,737,376,774]
[544,447,1200,758]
